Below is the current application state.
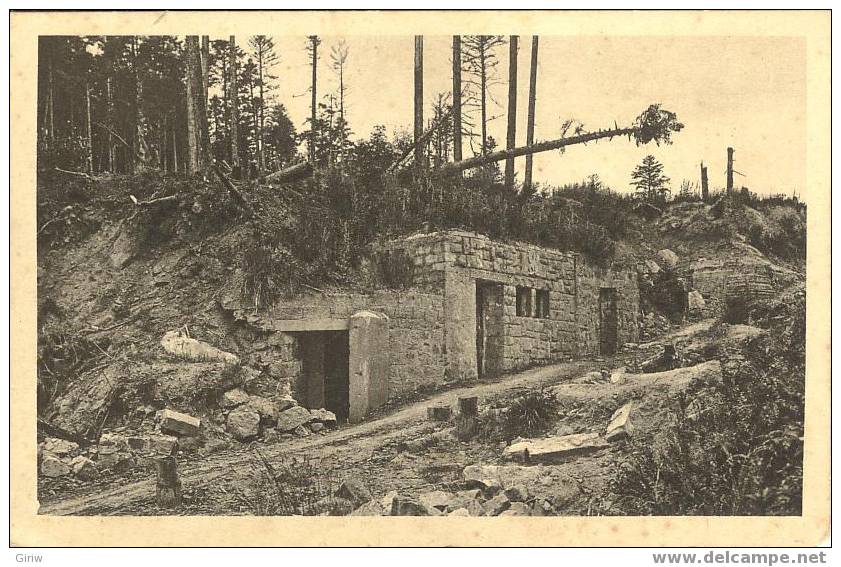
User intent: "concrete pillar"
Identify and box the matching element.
[443,271,478,383]
[348,311,390,423]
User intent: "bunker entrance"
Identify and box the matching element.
[295,331,350,424]
[476,280,505,379]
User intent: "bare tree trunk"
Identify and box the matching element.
[228,36,240,172]
[256,45,265,175]
[47,56,55,140]
[414,36,424,170]
[435,126,635,176]
[701,162,709,200]
[480,48,487,155]
[171,120,178,174]
[524,36,539,191]
[452,35,462,163]
[726,147,734,193]
[84,80,93,174]
[201,36,210,107]
[106,76,114,172]
[185,36,200,175]
[309,37,319,165]
[505,36,518,189]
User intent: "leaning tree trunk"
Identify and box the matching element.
[524,36,539,191]
[434,126,635,176]
[84,79,93,174]
[504,36,518,189]
[309,37,318,165]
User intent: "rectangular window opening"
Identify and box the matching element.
[536,289,550,319]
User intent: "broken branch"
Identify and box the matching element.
[212,164,255,218]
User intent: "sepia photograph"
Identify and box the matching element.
[9,8,831,548]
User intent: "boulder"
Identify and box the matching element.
[309,408,338,427]
[350,500,386,516]
[70,456,98,481]
[226,406,261,441]
[313,496,355,516]
[644,259,662,275]
[245,396,278,426]
[127,436,150,452]
[447,508,470,516]
[335,477,373,508]
[504,484,530,503]
[485,493,511,516]
[688,290,706,312]
[293,425,311,437]
[219,388,250,409]
[99,432,129,451]
[43,437,79,457]
[391,495,440,516]
[41,455,71,478]
[419,490,452,511]
[581,370,604,384]
[609,367,627,385]
[98,451,135,472]
[381,491,398,511]
[309,422,325,433]
[276,406,315,432]
[462,464,503,494]
[276,396,298,412]
[504,433,609,463]
[160,330,240,364]
[656,249,679,271]
[605,402,634,442]
[499,501,531,516]
[159,409,201,437]
[446,490,486,516]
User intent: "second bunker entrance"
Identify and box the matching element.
[295,331,350,424]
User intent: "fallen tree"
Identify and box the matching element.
[264,161,314,184]
[433,104,683,176]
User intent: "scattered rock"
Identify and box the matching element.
[293,425,311,437]
[580,370,604,384]
[276,396,298,412]
[99,432,129,450]
[419,490,452,511]
[127,436,150,452]
[656,249,679,271]
[41,455,72,477]
[391,495,440,516]
[226,406,261,441]
[644,259,662,275]
[98,451,135,472]
[70,456,98,481]
[336,477,373,508]
[350,500,386,516]
[504,433,610,463]
[540,476,581,510]
[314,496,355,516]
[219,388,250,409]
[609,367,627,384]
[485,493,511,516]
[499,501,531,516]
[160,330,240,364]
[448,508,470,516]
[245,396,278,426]
[199,438,229,456]
[276,406,315,432]
[159,409,201,437]
[446,490,485,516]
[309,408,338,427]
[504,484,530,503]
[381,490,398,511]
[43,437,79,457]
[462,464,503,494]
[309,422,325,433]
[688,290,706,312]
[605,402,634,442]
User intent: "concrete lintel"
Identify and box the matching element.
[269,318,350,332]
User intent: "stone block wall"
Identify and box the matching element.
[575,265,640,354]
[256,290,447,399]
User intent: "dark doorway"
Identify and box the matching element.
[296,331,350,424]
[476,281,504,379]
[599,288,619,356]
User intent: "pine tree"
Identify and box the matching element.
[461,35,505,156]
[630,154,671,202]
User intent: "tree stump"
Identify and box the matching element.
[456,396,479,441]
[155,456,182,508]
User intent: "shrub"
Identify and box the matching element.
[235,451,339,516]
[609,291,805,515]
[480,389,561,442]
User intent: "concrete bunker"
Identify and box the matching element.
[276,311,390,424]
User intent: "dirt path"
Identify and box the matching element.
[39,359,599,516]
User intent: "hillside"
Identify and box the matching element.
[36,169,806,515]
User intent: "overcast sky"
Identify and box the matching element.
[246,34,805,196]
